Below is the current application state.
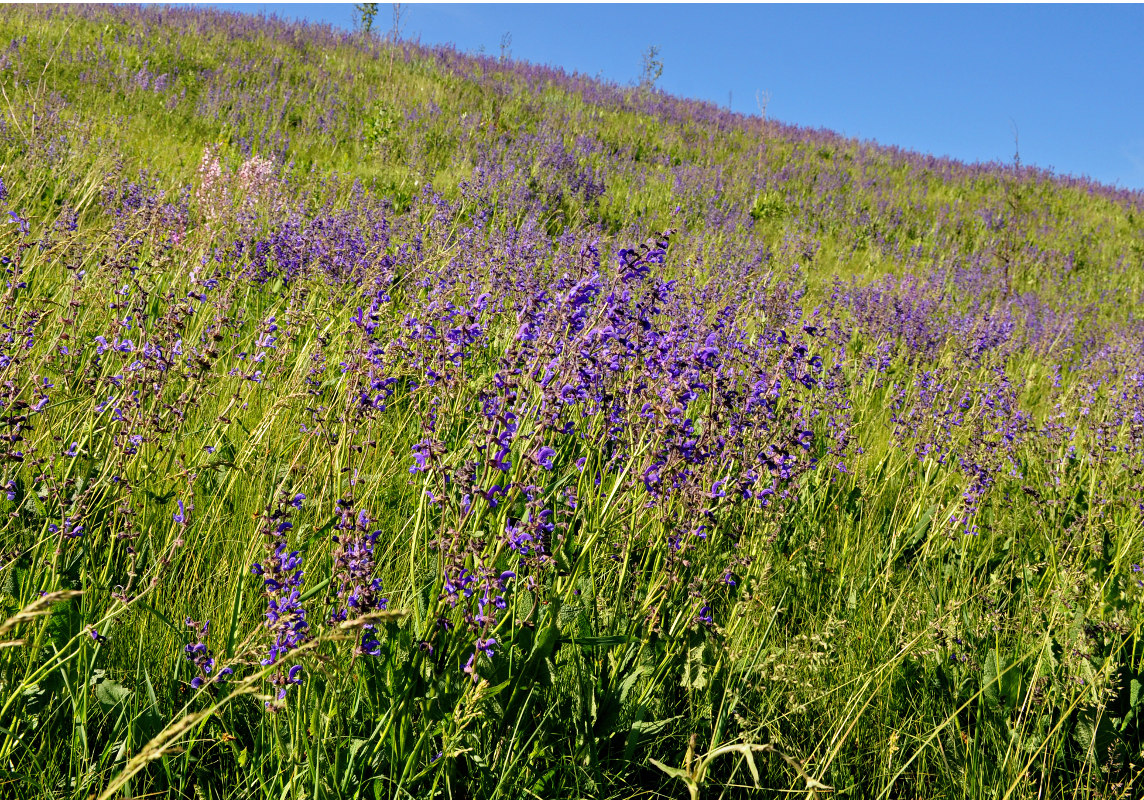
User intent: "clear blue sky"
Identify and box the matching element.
[190,4,1144,189]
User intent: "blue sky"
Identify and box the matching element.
[192,4,1144,189]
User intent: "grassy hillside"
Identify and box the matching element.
[2,5,1144,798]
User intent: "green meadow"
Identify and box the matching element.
[1,5,1144,798]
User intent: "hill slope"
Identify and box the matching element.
[2,5,1144,798]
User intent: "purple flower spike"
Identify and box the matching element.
[330,505,389,656]
[184,618,228,688]
[7,210,29,237]
[476,637,497,658]
[252,500,312,708]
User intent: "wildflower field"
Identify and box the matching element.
[2,6,1144,798]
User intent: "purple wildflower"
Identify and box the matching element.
[535,446,556,470]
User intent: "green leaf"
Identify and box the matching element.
[682,644,710,691]
[531,622,559,660]
[22,487,47,520]
[649,757,692,782]
[92,676,132,712]
[982,649,1002,708]
[631,714,680,738]
[617,666,645,704]
[299,576,331,603]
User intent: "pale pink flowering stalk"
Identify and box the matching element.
[237,155,281,214]
[194,145,230,227]
[196,147,282,227]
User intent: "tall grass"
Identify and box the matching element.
[1,5,1143,799]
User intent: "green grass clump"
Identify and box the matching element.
[1,5,1144,799]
